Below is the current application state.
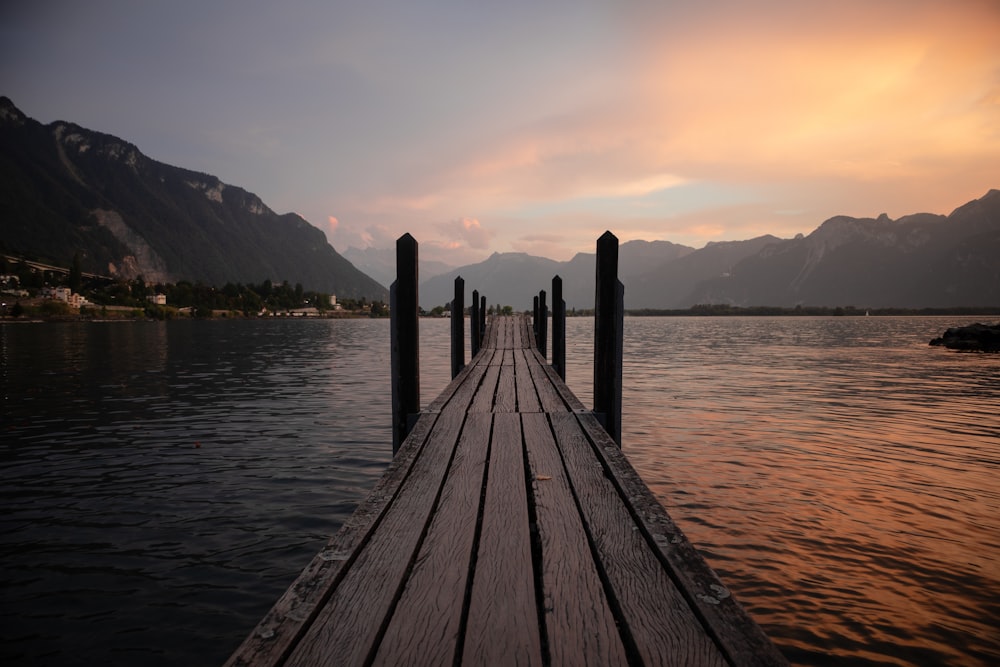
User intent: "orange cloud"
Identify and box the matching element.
[436,217,495,250]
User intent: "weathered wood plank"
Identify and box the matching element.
[549,412,728,667]
[371,413,491,666]
[574,411,789,667]
[469,355,500,414]
[521,413,629,667]
[538,360,587,412]
[223,408,444,667]
[494,316,509,351]
[229,314,786,667]
[462,413,543,666]
[515,348,542,413]
[283,363,488,667]
[485,315,499,350]
[526,348,571,413]
[494,365,517,413]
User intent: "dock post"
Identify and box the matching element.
[471,290,480,358]
[594,231,623,446]
[391,233,420,455]
[552,275,565,380]
[451,276,464,379]
[480,295,486,345]
[533,295,539,348]
[538,290,548,360]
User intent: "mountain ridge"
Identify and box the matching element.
[3,97,996,309]
[419,195,998,310]
[0,97,387,300]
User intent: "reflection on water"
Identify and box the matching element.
[1,319,396,666]
[1,316,998,666]
[565,316,1000,667]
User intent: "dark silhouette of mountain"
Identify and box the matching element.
[0,97,387,300]
[627,235,783,308]
[688,191,1000,307]
[420,191,998,310]
[420,239,695,310]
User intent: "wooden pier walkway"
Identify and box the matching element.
[226,315,785,666]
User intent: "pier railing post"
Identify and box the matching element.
[533,295,539,348]
[471,289,480,358]
[552,275,565,380]
[594,231,624,446]
[391,233,420,455]
[480,295,486,345]
[451,276,464,379]
[538,289,548,360]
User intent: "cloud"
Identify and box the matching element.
[436,217,496,250]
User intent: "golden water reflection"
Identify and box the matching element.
[565,316,1000,666]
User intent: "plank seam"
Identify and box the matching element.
[453,414,494,667]
[571,414,785,666]
[544,413,645,667]
[362,411,475,667]
[520,414,552,666]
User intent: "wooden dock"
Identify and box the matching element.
[225,311,786,666]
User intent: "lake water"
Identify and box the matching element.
[1,316,998,666]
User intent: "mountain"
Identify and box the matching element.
[626,235,782,308]
[342,245,454,289]
[420,239,695,310]
[0,97,387,300]
[419,191,999,310]
[688,192,1000,307]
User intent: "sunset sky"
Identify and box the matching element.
[3,0,998,266]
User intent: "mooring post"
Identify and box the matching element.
[451,276,465,379]
[533,295,539,348]
[480,295,486,345]
[594,231,624,446]
[391,233,420,455]
[538,289,548,360]
[471,289,480,358]
[552,275,565,380]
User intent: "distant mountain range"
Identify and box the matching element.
[0,97,387,300]
[3,96,996,310]
[418,192,999,310]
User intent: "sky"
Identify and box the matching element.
[3,0,998,267]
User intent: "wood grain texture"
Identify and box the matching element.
[521,413,629,667]
[284,361,487,667]
[224,407,444,667]
[462,413,543,666]
[494,365,517,413]
[469,363,500,414]
[526,348,570,413]
[228,315,785,667]
[550,412,728,667]
[575,412,789,667]
[514,349,542,413]
[372,413,492,666]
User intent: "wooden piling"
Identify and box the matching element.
[594,230,623,447]
[390,233,420,455]
[451,276,464,379]
[479,296,486,346]
[533,295,539,349]
[538,290,548,360]
[471,290,480,358]
[552,275,565,380]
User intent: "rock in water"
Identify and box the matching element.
[929,323,1000,352]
